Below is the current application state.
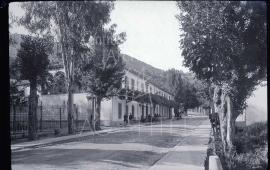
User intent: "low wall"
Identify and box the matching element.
[209,155,223,170]
[39,93,93,120]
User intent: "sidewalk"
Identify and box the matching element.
[149,119,211,170]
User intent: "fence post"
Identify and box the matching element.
[60,107,62,129]
[40,101,43,131]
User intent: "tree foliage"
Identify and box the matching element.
[19,1,115,134]
[16,35,51,82]
[176,1,267,153]
[79,25,126,129]
[174,82,200,111]
[81,25,126,99]
[176,1,267,116]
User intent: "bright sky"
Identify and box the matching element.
[9,1,188,72]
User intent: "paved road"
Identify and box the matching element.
[12,116,210,170]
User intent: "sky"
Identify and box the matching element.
[9,1,188,72]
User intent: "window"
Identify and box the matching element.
[150,86,152,94]
[118,103,122,119]
[131,78,135,90]
[146,105,148,115]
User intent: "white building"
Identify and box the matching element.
[38,68,175,126]
[100,69,175,126]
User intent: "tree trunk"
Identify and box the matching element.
[90,97,95,130]
[209,83,215,114]
[225,95,235,153]
[213,85,227,153]
[28,79,38,140]
[67,83,74,134]
[95,97,102,130]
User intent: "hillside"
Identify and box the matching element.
[122,54,194,94]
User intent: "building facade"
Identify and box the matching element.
[100,69,175,126]
[37,68,175,126]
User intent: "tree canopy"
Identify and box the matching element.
[176,1,267,116]
[176,1,267,153]
[16,35,51,82]
[19,1,115,134]
[80,25,126,100]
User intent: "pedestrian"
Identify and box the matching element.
[129,113,132,123]
[214,112,220,133]
[124,114,128,125]
[209,113,215,132]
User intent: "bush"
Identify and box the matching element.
[217,122,268,170]
[225,146,268,170]
[233,122,267,153]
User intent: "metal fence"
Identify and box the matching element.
[10,103,92,139]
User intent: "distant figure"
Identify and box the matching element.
[209,113,215,132]
[124,114,128,125]
[129,113,132,122]
[214,112,220,133]
[90,114,94,130]
[211,112,220,134]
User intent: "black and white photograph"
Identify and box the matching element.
[6,1,267,170]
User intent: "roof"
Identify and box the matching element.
[125,68,174,96]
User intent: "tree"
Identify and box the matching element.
[16,35,51,140]
[80,25,126,130]
[175,82,201,112]
[19,1,114,134]
[176,1,267,153]
[166,69,183,94]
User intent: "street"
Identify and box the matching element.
[12,116,210,170]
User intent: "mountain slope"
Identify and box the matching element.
[122,54,193,94]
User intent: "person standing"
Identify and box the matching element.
[129,113,132,123]
[124,114,128,125]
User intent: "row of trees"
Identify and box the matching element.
[11,1,126,139]
[165,69,209,115]
[177,1,266,154]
